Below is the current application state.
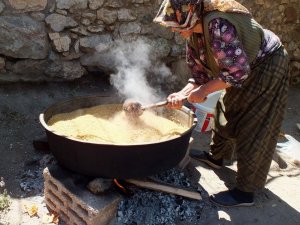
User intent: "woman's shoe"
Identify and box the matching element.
[209,188,254,207]
[190,151,223,169]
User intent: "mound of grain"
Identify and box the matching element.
[48,104,189,144]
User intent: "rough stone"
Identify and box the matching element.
[0,57,5,70]
[87,25,105,33]
[118,9,137,22]
[141,25,153,35]
[30,12,45,21]
[88,0,104,10]
[80,51,116,73]
[119,22,142,36]
[8,0,47,12]
[153,24,174,40]
[0,15,49,59]
[139,37,171,59]
[58,61,87,79]
[284,6,297,23]
[0,1,5,14]
[104,0,123,8]
[97,8,118,24]
[170,58,191,87]
[132,0,146,3]
[79,34,113,53]
[70,26,91,36]
[82,12,97,22]
[174,32,185,45]
[45,13,78,32]
[55,9,68,15]
[170,44,185,57]
[53,35,71,52]
[48,32,60,40]
[56,0,88,10]
[81,18,91,26]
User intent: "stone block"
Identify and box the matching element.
[43,165,121,225]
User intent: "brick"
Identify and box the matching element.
[43,165,122,225]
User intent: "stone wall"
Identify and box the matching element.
[0,0,299,84]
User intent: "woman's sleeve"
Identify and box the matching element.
[208,18,251,88]
[186,43,212,85]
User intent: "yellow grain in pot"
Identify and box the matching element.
[48,104,189,144]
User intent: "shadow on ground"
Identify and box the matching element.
[186,159,300,225]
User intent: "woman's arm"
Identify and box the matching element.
[188,78,231,103]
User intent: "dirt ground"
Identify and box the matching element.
[0,75,299,225]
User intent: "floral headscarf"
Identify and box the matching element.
[153,0,250,31]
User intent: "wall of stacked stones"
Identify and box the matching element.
[0,0,299,84]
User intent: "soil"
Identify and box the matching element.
[0,75,299,225]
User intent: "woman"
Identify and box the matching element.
[154,0,290,207]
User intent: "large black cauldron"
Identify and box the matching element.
[39,95,197,179]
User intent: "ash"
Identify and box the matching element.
[116,169,204,225]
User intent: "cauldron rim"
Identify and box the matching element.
[39,97,197,146]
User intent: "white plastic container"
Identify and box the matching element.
[192,90,222,132]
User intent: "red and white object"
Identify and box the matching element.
[192,91,222,132]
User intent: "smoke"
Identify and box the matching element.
[109,40,172,104]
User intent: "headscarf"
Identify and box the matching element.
[153,0,250,31]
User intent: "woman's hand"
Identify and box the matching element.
[188,86,207,104]
[166,92,187,109]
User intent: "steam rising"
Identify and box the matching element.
[110,40,172,104]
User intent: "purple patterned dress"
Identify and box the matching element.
[187,18,281,88]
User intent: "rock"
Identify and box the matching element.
[0,1,5,14]
[79,34,113,53]
[70,26,91,36]
[62,52,82,60]
[0,15,49,59]
[81,18,91,26]
[59,61,87,79]
[8,0,47,12]
[56,0,88,10]
[80,51,116,73]
[97,8,118,24]
[171,58,192,87]
[0,57,5,70]
[45,13,78,32]
[119,22,142,36]
[55,9,68,15]
[104,0,123,8]
[88,0,104,10]
[30,12,45,21]
[153,24,174,40]
[87,178,113,194]
[118,9,137,22]
[174,32,185,45]
[87,25,105,33]
[170,44,185,57]
[284,6,297,23]
[82,12,97,22]
[0,177,5,188]
[8,56,86,81]
[139,36,171,59]
[53,35,71,52]
[141,25,153,35]
[132,0,146,3]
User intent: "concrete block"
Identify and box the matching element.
[43,165,122,225]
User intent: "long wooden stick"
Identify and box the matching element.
[125,179,202,201]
